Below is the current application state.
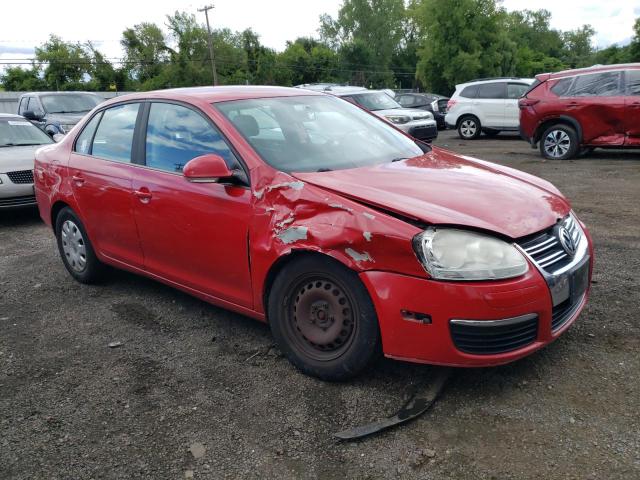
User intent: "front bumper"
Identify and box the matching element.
[360,237,592,366]
[0,173,36,208]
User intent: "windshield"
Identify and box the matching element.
[216,95,425,173]
[0,119,53,147]
[40,94,102,114]
[350,92,402,111]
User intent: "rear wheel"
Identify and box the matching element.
[55,207,104,283]
[457,116,481,139]
[268,256,381,381]
[540,124,579,160]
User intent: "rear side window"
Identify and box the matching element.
[570,72,621,97]
[477,82,505,99]
[460,85,479,98]
[627,70,640,96]
[550,78,573,96]
[145,102,238,173]
[507,83,530,99]
[92,103,140,163]
[74,112,103,155]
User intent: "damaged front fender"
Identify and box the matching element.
[248,166,427,315]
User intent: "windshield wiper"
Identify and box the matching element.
[391,157,408,163]
[1,143,44,147]
[316,168,333,172]
[50,110,88,114]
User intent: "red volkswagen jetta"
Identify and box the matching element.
[34,87,593,380]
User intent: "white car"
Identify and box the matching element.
[330,88,438,142]
[445,77,535,139]
[0,114,53,208]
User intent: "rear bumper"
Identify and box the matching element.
[360,261,589,367]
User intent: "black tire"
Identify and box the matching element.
[483,128,500,137]
[539,124,579,160]
[457,116,481,139]
[268,255,381,381]
[55,207,105,284]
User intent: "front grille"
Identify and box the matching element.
[517,215,581,273]
[552,293,585,331]
[450,314,538,355]
[0,195,36,207]
[410,125,438,140]
[7,170,34,184]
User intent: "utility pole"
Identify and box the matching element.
[198,4,218,86]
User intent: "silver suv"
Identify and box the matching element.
[445,78,534,139]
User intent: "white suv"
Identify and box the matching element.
[445,78,535,139]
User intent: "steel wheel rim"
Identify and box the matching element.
[544,130,571,158]
[285,274,358,362]
[460,119,477,138]
[61,220,87,273]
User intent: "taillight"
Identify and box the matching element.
[447,99,457,110]
[518,97,540,109]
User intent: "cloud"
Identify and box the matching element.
[0,45,35,55]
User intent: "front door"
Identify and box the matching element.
[69,103,144,268]
[131,102,253,308]
[624,69,640,146]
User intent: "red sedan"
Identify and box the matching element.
[34,87,594,380]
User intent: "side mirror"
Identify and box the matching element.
[23,110,42,121]
[183,154,234,183]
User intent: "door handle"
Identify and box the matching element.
[72,175,85,185]
[134,188,152,203]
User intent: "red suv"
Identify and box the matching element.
[34,87,593,380]
[519,63,640,159]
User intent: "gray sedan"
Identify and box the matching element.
[0,114,53,208]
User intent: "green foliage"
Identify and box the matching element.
[1,4,638,95]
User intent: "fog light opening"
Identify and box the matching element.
[401,310,432,324]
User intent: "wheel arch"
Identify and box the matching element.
[50,200,71,230]
[534,116,583,145]
[456,113,481,129]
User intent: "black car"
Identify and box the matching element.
[396,93,449,130]
[17,92,104,137]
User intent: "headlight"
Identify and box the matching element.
[385,115,411,125]
[412,228,528,281]
[412,112,433,120]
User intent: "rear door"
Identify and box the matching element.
[131,101,253,308]
[69,102,145,268]
[624,69,640,146]
[475,82,506,127]
[505,83,531,128]
[565,71,625,145]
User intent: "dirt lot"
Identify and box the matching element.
[1,130,639,480]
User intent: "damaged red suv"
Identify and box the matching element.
[34,87,593,380]
[519,63,640,159]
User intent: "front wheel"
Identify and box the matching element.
[268,256,381,381]
[458,116,481,139]
[540,125,579,160]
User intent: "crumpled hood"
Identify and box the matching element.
[293,147,570,239]
[0,145,42,173]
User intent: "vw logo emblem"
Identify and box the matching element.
[558,226,576,256]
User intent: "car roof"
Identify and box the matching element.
[456,78,535,88]
[544,63,640,79]
[100,86,323,107]
[19,91,103,97]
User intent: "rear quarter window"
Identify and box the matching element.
[550,77,574,96]
[459,85,479,98]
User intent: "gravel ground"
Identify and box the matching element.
[1,130,639,479]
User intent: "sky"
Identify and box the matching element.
[0,0,637,71]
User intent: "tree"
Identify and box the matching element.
[561,25,596,68]
[414,0,517,94]
[35,35,91,90]
[121,22,168,86]
[0,66,46,91]
[629,17,640,62]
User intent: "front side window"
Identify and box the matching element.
[626,70,640,96]
[27,97,43,115]
[0,118,53,147]
[145,102,238,173]
[18,98,27,115]
[397,95,415,107]
[216,95,424,173]
[570,72,621,97]
[91,103,139,163]
[477,82,506,99]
